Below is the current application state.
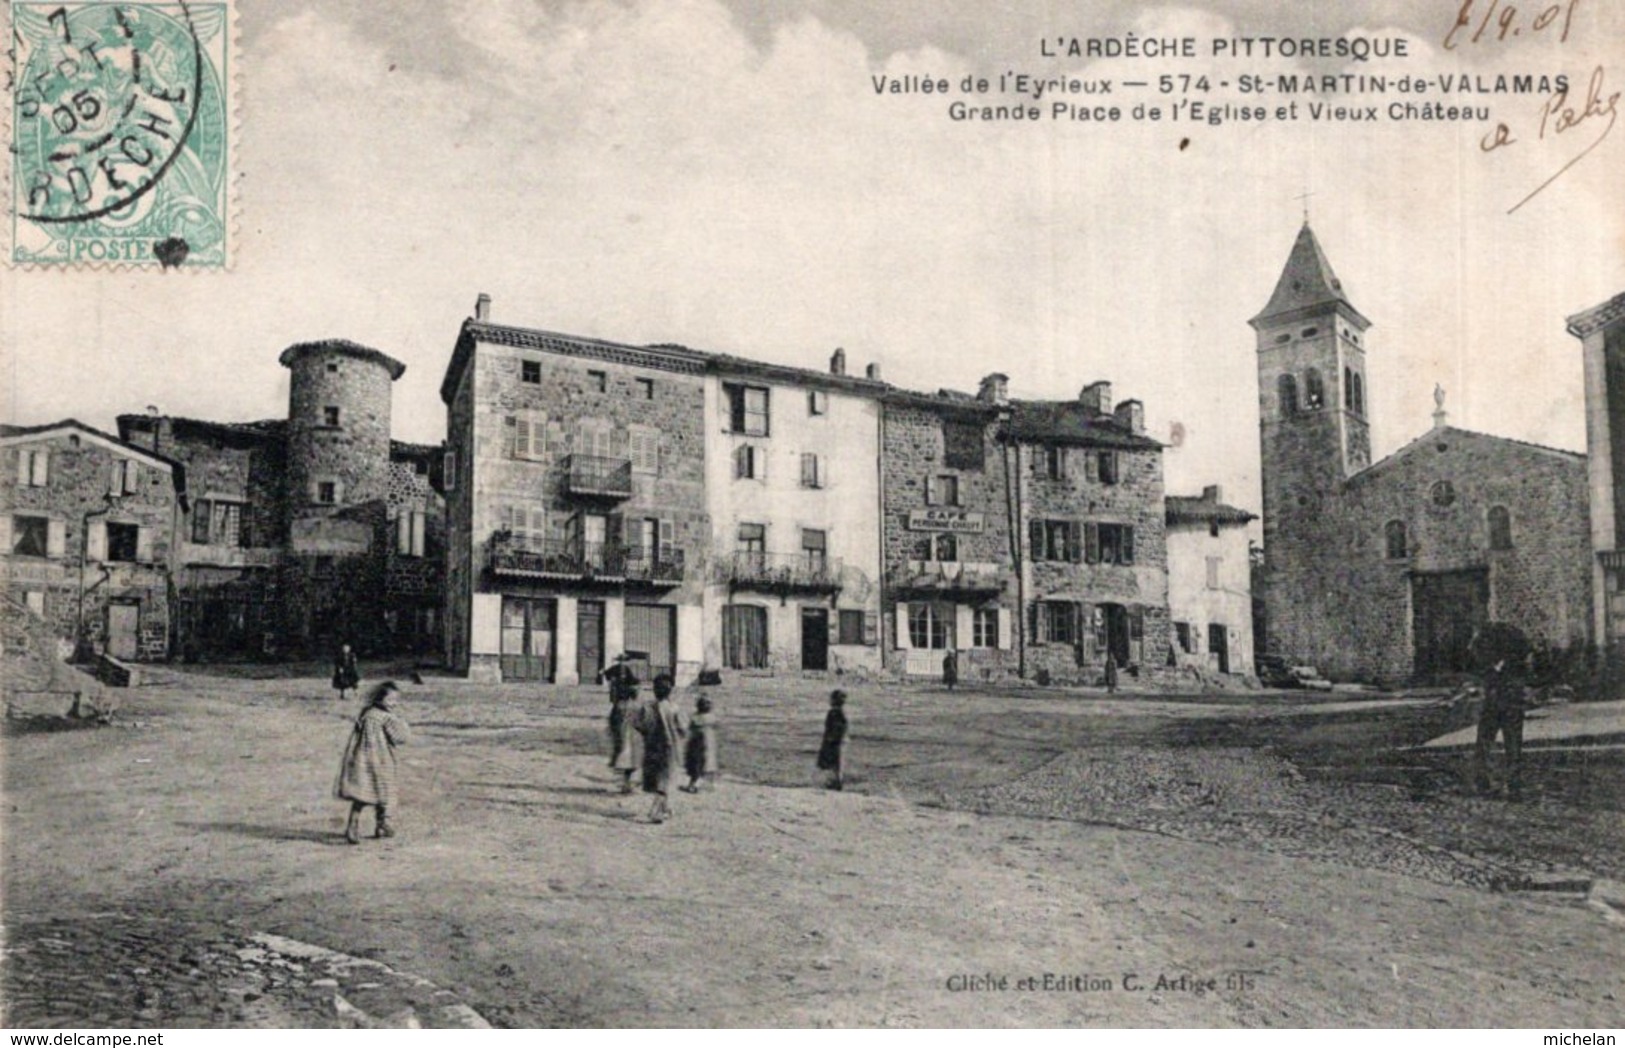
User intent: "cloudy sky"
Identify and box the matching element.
[5,0,1621,514]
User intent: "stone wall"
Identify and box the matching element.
[286,352,395,513]
[2,430,176,661]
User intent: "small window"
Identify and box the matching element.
[107,522,139,563]
[1174,622,1193,653]
[444,450,457,491]
[737,522,766,554]
[1301,327,1319,338]
[317,481,338,505]
[943,420,985,470]
[809,390,828,416]
[933,533,958,562]
[504,415,547,461]
[24,591,45,616]
[1278,373,1299,415]
[802,528,827,571]
[735,444,765,480]
[521,360,542,384]
[1430,480,1456,508]
[326,362,339,373]
[908,603,950,649]
[725,384,770,436]
[1351,372,1365,416]
[112,459,141,495]
[1274,333,1291,345]
[630,425,660,475]
[313,555,336,578]
[1304,369,1325,410]
[1205,556,1221,590]
[637,378,655,401]
[1096,451,1119,485]
[1041,602,1078,646]
[1098,523,1135,565]
[800,453,824,489]
[323,406,341,427]
[1488,506,1513,550]
[17,449,49,487]
[1385,520,1408,559]
[1041,446,1066,480]
[414,459,429,476]
[11,515,49,557]
[926,474,960,507]
[838,609,866,646]
[973,607,999,648]
[397,509,427,557]
[1208,521,1220,538]
[588,370,607,393]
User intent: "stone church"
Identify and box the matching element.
[1254,223,1591,683]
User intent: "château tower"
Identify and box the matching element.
[1250,223,1372,664]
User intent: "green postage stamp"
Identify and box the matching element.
[7,0,235,268]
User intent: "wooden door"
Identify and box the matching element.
[801,607,829,671]
[107,602,139,659]
[1412,569,1488,678]
[577,600,605,683]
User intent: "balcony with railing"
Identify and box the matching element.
[887,559,1006,599]
[562,454,634,499]
[726,551,842,595]
[489,533,684,585]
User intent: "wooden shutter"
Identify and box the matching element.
[1084,522,1100,564]
[33,451,50,486]
[606,513,623,549]
[863,611,878,646]
[0,515,10,553]
[136,525,154,563]
[894,605,911,650]
[925,475,939,505]
[996,607,1012,650]
[659,519,675,559]
[397,511,412,554]
[412,511,427,557]
[1084,451,1098,482]
[1028,519,1044,561]
[1129,606,1145,664]
[1122,526,1135,565]
[50,519,70,559]
[1067,521,1084,563]
[15,451,28,485]
[503,416,518,457]
[1028,602,1042,644]
[735,444,748,479]
[802,453,817,487]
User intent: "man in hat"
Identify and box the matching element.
[604,653,640,794]
[1470,623,1531,799]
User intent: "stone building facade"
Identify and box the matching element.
[1255,223,1591,683]
[441,300,710,684]
[1573,291,1625,678]
[880,380,1017,681]
[1,421,183,661]
[1007,385,1172,684]
[1165,486,1256,678]
[117,340,446,659]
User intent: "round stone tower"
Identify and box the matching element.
[278,340,406,517]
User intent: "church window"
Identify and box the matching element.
[1488,506,1513,550]
[1430,480,1456,508]
[1277,374,1298,415]
[1304,369,1326,410]
[1351,372,1364,416]
[1301,327,1319,338]
[1275,333,1291,345]
[1344,367,1355,409]
[1384,520,1408,560]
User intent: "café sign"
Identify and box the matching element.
[907,509,985,533]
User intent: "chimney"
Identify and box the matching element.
[977,373,1009,405]
[475,292,491,322]
[865,362,881,380]
[830,348,846,376]
[1202,484,1223,503]
[1080,380,1112,415]
[1113,398,1144,435]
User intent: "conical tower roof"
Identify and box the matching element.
[1250,223,1369,328]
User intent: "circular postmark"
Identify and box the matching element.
[13,2,203,224]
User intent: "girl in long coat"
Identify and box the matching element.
[682,695,719,792]
[634,675,687,823]
[336,681,410,843]
[606,660,640,794]
[816,690,848,790]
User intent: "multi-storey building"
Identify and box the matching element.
[1571,290,1625,682]
[117,340,446,659]
[880,376,1018,680]
[1007,382,1172,683]
[1,420,184,660]
[705,349,885,675]
[1165,485,1256,678]
[440,297,709,684]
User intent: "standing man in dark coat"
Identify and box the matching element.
[1471,623,1531,799]
[634,674,686,823]
[817,690,849,790]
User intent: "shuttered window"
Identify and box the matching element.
[629,425,660,474]
[16,450,49,487]
[504,414,548,461]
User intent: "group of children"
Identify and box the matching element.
[331,664,852,839]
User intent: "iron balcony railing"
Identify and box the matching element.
[490,534,684,584]
[562,454,634,499]
[727,551,842,593]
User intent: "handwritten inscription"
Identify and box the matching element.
[1444,0,1581,49]
[1480,66,1618,212]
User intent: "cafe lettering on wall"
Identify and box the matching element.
[907,509,985,533]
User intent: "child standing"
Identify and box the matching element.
[331,642,360,701]
[336,681,409,844]
[816,689,848,791]
[682,695,719,793]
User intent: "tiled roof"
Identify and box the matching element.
[278,339,406,380]
[1567,291,1625,338]
[0,418,187,489]
[1005,400,1162,450]
[390,440,441,458]
[1166,494,1256,526]
[118,414,286,444]
[1348,424,1584,487]
[1251,223,1369,327]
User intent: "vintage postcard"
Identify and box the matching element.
[2,0,1623,1034]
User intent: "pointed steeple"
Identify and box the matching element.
[1250,222,1369,329]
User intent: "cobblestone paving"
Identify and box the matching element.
[947,748,1623,892]
[0,915,490,1029]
